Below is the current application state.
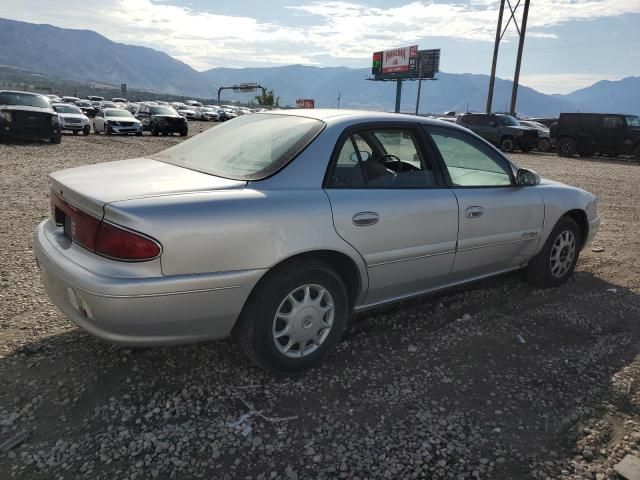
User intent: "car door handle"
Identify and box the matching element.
[465,206,484,218]
[352,212,379,226]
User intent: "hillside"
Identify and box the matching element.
[564,76,640,114]
[0,18,213,97]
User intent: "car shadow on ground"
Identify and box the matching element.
[513,150,639,167]
[1,271,639,479]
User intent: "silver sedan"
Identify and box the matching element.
[34,110,600,374]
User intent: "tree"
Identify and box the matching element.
[255,89,279,107]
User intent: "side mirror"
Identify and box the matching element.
[516,168,541,186]
[349,151,371,162]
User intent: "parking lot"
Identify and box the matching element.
[1,126,639,479]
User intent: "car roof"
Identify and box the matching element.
[261,108,470,129]
[103,108,130,113]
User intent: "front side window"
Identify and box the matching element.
[626,115,640,128]
[497,115,519,127]
[152,114,324,180]
[429,129,512,187]
[327,128,437,188]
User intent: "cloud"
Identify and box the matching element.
[0,0,638,70]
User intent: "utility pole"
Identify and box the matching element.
[486,0,531,115]
[395,79,403,113]
[337,92,341,109]
[510,0,530,115]
[415,77,423,116]
[486,0,505,114]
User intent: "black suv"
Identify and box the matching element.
[555,113,640,160]
[135,104,188,136]
[0,90,61,144]
[456,113,539,152]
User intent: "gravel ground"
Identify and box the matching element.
[1,125,639,480]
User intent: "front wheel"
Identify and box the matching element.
[180,129,188,137]
[525,216,581,288]
[83,126,90,136]
[234,261,349,375]
[499,136,515,153]
[538,138,551,153]
[633,145,640,162]
[50,135,61,145]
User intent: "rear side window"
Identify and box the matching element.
[327,128,438,188]
[152,114,325,181]
[604,116,624,129]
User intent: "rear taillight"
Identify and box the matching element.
[95,222,161,260]
[50,193,160,261]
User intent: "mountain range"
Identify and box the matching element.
[0,17,638,116]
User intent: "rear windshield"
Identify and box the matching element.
[152,114,325,181]
[0,92,50,109]
[105,109,133,118]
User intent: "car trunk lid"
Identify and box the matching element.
[49,157,246,217]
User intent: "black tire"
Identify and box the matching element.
[151,125,159,136]
[136,131,142,137]
[105,124,112,135]
[233,260,349,375]
[180,129,188,137]
[538,138,551,153]
[83,126,90,136]
[72,130,79,135]
[499,136,515,153]
[50,135,61,145]
[556,137,577,157]
[634,145,640,162]
[525,216,582,288]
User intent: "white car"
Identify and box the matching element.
[51,103,91,135]
[194,107,219,121]
[176,105,197,119]
[93,108,143,136]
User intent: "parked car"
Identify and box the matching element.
[87,96,104,102]
[46,94,62,104]
[456,113,540,152]
[135,104,188,136]
[51,103,91,135]
[93,108,142,135]
[74,100,97,118]
[184,100,203,108]
[99,101,119,110]
[530,117,558,129]
[0,90,61,143]
[555,113,640,159]
[90,100,103,110]
[194,106,219,121]
[61,96,80,104]
[519,120,551,152]
[112,97,128,103]
[35,110,600,374]
[176,105,197,119]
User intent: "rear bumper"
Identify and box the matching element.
[33,220,265,346]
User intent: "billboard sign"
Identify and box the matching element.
[232,83,258,92]
[418,49,441,79]
[121,83,127,94]
[371,45,418,78]
[296,99,315,109]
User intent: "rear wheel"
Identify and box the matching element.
[499,136,515,153]
[234,261,349,375]
[50,135,61,145]
[151,125,159,136]
[556,137,577,157]
[634,145,640,162]
[525,216,581,288]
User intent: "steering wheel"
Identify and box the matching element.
[380,154,402,174]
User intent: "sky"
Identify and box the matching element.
[0,0,639,94]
